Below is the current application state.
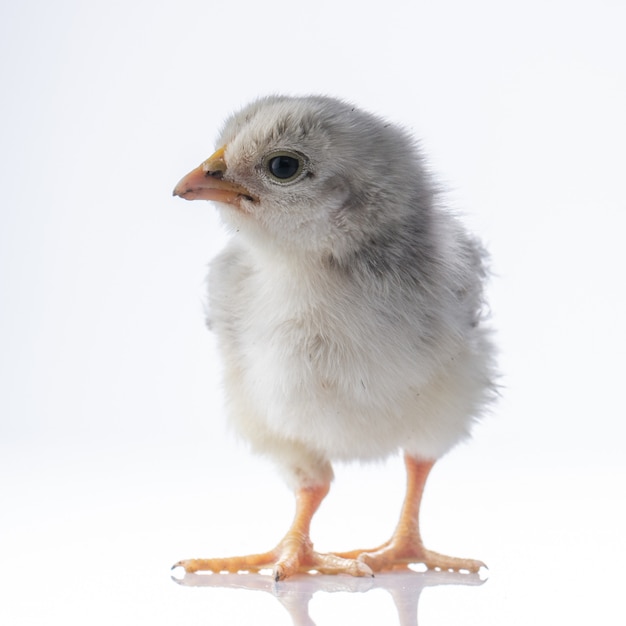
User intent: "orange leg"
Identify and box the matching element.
[337,455,485,573]
[174,482,373,581]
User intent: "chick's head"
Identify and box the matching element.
[174,96,432,258]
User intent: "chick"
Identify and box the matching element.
[172,95,495,580]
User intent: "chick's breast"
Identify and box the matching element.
[208,230,492,465]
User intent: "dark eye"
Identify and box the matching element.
[269,155,299,179]
[265,152,304,183]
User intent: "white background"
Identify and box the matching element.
[1,1,625,624]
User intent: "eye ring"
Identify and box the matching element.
[263,151,306,184]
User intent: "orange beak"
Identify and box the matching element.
[172,146,257,206]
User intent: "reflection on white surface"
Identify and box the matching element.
[173,569,486,626]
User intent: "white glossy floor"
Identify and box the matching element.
[2,439,623,625]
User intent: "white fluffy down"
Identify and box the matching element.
[205,96,496,489]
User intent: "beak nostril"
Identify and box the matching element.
[206,169,224,180]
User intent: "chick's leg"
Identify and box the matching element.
[337,455,485,573]
[175,482,373,581]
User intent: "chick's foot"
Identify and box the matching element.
[335,455,486,574]
[173,483,372,580]
[337,539,485,574]
[174,534,373,580]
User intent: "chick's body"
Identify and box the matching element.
[210,213,491,483]
[174,95,495,579]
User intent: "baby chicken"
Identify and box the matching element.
[172,95,495,580]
